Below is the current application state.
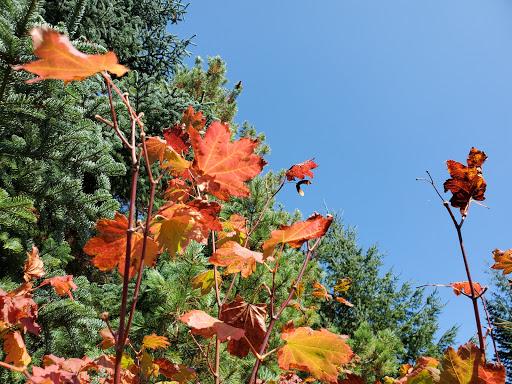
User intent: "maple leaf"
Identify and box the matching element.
[432,343,505,384]
[219,295,267,358]
[98,327,115,350]
[3,331,31,367]
[13,27,128,84]
[262,213,333,259]
[311,281,332,301]
[337,373,367,384]
[23,245,45,282]
[180,106,206,132]
[277,326,353,384]
[41,275,78,300]
[144,136,191,175]
[155,358,196,383]
[178,310,245,342]
[334,278,352,294]
[336,297,354,307]
[443,148,487,213]
[209,241,264,278]
[84,212,159,278]
[286,159,318,181]
[142,334,170,350]
[186,199,223,231]
[396,356,439,384]
[449,281,483,297]
[150,204,209,258]
[192,270,223,296]
[189,121,267,201]
[217,214,247,247]
[164,179,192,203]
[164,124,191,154]
[0,283,40,335]
[491,249,512,275]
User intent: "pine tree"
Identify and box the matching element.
[487,273,512,384]
[317,213,457,375]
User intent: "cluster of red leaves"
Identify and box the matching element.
[444,147,487,213]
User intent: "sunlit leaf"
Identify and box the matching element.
[449,281,483,297]
[192,270,222,296]
[336,297,353,307]
[311,281,332,301]
[178,310,245,342]
[143,334,170,350]
[41,275,78,300]
[13,27,128,84]
[209,241,264,278]
[262,213,333,259]
[155,358,196,383]
[180,106,206,132]
[3,331,31,367]
[443,148,487,214]
[190,121,267,201]
[277,325,353,383]
[217,214,247,247]
[23,245,45,282]
[84,212,159,278]
[285,159,318,181]
[491,249,512,275]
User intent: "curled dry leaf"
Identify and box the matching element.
[449,281,483,297]
[334,278,352,294]
[262,213,333,259]
[296,180,312,196]
[443,147,487,214]
[13,27,129,83]
[0,283,40,335]
[285,159,318,181]
[220,295,267,358]
[491,249,512,275]
[311,281,332,301]
[23,245,45,282]
[179,310,245,342]
[336,297,354,307]
[98,327,115,350]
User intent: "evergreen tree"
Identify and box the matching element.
[317,213,457,376]
[487,273,512,384]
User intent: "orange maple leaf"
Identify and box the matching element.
[23,245,45,282]
[311,281,332,301]
[449,281,483,297]
[209,241,264,278]
[3,331,31,367]
[150,204,210,257]
[142,334,170,350]
[178,310,245,342]
[83,212,159,278]
[491,249,512,275]
[163,124,191,154]
[180,106,206,132]
[13,27,129,84]
[189,121,267,201]
[262,213,333,259]
[41,275,78,300]
[277,325,353,384]
[443,148,487,214]
[217,214,247,247]
[285,159,318,181]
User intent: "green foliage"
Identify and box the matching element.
[318,213,457,367]
[487,272,512,384]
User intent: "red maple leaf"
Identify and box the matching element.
[180,106,206,132]
[13,27,128,84]
[41,275,78,300]
[190,121,267,201]
[83,212,159,278]
[444,148,487,213]
[491,249,512,275]
[449,281,483,297]
[209,241,264,278]
[163,124,191,154]
[179,310,245,342]
[0,283,40,335]
[285,159,318,181]
[262,213,333,259]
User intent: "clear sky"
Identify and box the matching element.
[172,0,512,350]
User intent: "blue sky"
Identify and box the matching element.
[172,1,512,351]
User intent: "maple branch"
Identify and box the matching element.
[480,294,501,364]
[113,100,140,384]
[269,243,285,318]
[104,75,131,150]
[442,200,486,354]
[189,331,216,376]
[211,231,222,384]
[249,237,322,384]
[0,360,27,373]
[123,179,157,344]
[222,273,238,305]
